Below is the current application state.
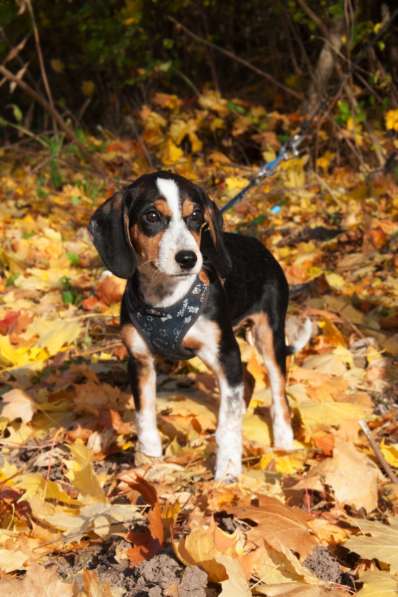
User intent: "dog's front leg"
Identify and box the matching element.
[214,359,245,482]
[186,318,245,481]
[122,325,162,458]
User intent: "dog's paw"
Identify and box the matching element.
[137,432,162,459]
[135,449,163,466]
[273,422,295,451]
[215,454,242,482]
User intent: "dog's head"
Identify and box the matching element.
[88,171,231,279]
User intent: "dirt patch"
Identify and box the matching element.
[125,554,208,596]
[53,539,208,596]
[303,546,342,583]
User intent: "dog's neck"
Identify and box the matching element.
[136,264,197,308]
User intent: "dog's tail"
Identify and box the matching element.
[286,318,312,356]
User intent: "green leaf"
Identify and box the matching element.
[11,104,23,123]
[67,252,80,266]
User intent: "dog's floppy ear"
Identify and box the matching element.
[88,190,136,279]
[203,194,232,278]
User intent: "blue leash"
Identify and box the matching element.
[220,133,305,214]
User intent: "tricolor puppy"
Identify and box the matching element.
[89,171,311,481]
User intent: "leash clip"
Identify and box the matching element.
[284,133,305,159]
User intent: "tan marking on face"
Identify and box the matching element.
[130,223,162,263]
[128,199,172,263]
[181,198,196,218]
[182,197,203,243]
[153,198,173,217]
[250,312,290,425]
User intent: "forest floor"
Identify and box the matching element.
[0,91,398,596]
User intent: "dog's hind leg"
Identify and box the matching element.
[251,313,294,451]
[121,324,162,458]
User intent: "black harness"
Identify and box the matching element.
[123,276,209,361]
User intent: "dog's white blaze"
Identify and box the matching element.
[156,177,181,219]
[155,177,202,278]
[123,330,162,457]
[186,317,245,480]
[262,356,294,450]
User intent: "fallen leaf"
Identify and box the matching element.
[0,563,73,595]
[294,439,380,511]
[345,516,398,573]
[0,548,27,573]
[216,555,251,596]
[1,388,36,423]
[118,473,164,565]
[356,570,398,596]
[229,495,317,558]
[67,440,107,502]
[173,517,244,582]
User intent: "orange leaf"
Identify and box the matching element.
[119,473,164,565]
[229,495,317,558]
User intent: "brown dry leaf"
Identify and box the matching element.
[295,439,380,512]
[0,548,27,573]
[230,495,317,558]
[81,569,116,597]
[216,555,251,596]
[95,274,126,306]
[297,400,370,440]
[173,517,244,582]
[345,517,398,573]
[254,583,349,596]
[1,388,36,423]
[356,570,398,596]
[250,539,319,586]
[118,473,164,565]
[0,563,73,596]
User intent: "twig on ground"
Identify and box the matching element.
[359,419,398,483]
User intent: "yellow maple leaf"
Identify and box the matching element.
[385,109,398,132]
[357,570,398,596]
[198,90,228,115]
[67,440,107,503]
[161,139,184,165]
[380,441,398,468]
[345,517,398,573]
[259,451,306,474]
[27,318,82,357]
[224,176,248,198]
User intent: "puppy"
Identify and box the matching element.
[89,171,311,481]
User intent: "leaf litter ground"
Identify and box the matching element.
[1,91,398,596]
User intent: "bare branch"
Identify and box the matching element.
[0,63,103,173]
[26,0,57,131]
[168,16,302,101]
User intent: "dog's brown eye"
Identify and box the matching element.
[143,210,160,224]
[191,208,203,221]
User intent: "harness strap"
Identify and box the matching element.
[124,275,208,361]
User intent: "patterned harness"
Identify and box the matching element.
[123,276,209,361]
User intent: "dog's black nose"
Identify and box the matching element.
[175,250,197,270]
